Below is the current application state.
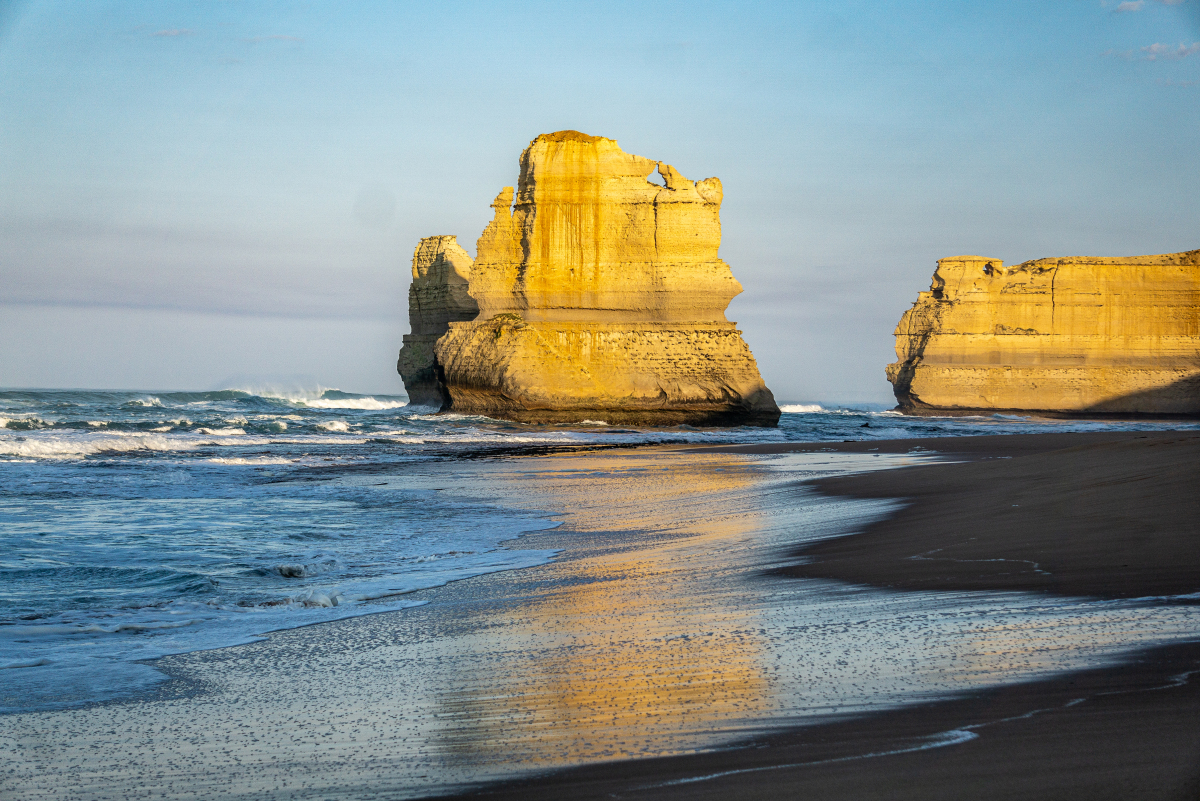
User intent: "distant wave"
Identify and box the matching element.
[218,386,410,411]
[298,397,408,410]
[780,404,824,413]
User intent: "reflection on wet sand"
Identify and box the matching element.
[436,454,778,765]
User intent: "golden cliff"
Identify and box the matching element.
[396,236,478,407]
[400,131,779,426]
[887,250,1200,414]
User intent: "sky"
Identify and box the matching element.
[1,0,1197,403]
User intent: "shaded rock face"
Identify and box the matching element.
[428,131,779,426]
[887,250,1200,415]
[396,236,478,408]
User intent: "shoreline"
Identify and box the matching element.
[697,431,1200,599]
[445,639,1200,800]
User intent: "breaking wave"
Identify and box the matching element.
[780,404,824,413]
[0,432,192,458]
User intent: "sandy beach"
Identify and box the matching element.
[448,431,1200,799]
[3,431,1198,800]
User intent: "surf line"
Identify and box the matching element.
[641,697,1096,789]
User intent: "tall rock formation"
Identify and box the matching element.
[408,131,778,426]
[396,236,478,407]
[887,250,1200,414]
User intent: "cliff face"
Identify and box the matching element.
[396,236,478,407]
[430,131,778,426]
[887,251,1200,414]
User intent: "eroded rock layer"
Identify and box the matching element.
[430,131,778,426]
[396,236,477,407]
[887,250,1200,414]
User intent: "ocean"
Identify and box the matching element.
[2,388,1197,717]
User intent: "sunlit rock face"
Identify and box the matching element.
[887,250,1200,414]
[431,131,779,426]
[396,236,478,408]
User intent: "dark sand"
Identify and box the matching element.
[724,432,1200,598]
[446,432,1200,800]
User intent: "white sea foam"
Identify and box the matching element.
[300,397,409,410]
[205,457,296,465]
[316,420,351,432]
[292,589,343,607]
[0,432,194,458]
[125,397,163,408]
[197,427,246,436]
[780,404,824,413]
[224,385,407,411]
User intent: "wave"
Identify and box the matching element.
[0,432,193,458]
[297,397,409,410]
[315,420,351,432]
[204,457,296,465]
[212,386,408,411]
[780,404,824,413]
[123,397,163,408]
[1,415,52,430]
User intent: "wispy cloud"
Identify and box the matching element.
[1104,41,1199,59]
[1104,0,1188,9]
[151,29,194,37]
[1141,41,1200,58]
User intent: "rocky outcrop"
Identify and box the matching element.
[396,236,477,407]
[887,250,1200,415]
[403,131,778,426]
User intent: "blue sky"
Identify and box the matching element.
[1,0,1197,401]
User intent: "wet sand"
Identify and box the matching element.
[446,432,1200,800]
[448,640,1200,801]
[715,431,1200,598]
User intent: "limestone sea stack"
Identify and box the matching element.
[887,250,1200,415]
[399,131,780,426]
[396,236,478,408]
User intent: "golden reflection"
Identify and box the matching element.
[434,451,780,766]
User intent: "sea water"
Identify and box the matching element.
[1,388,1196,714]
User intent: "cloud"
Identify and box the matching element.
[1141,41,1200,58]
[1105,0,1188,9]
[151,29,194,37]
